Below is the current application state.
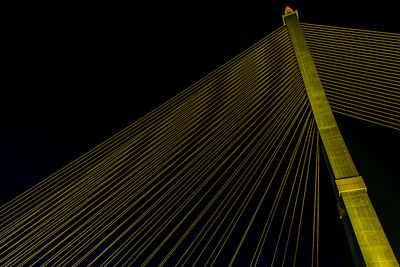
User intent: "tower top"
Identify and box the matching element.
[284,5,294,15]
[282,5,299,25]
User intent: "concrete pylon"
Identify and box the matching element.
[283,9,398,267]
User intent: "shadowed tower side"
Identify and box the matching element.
[283,7,398,267]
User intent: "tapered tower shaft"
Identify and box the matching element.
[283,10,398,267]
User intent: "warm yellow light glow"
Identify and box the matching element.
[335,176,366,196]
[283,11,399,266]
[284,5,294,15]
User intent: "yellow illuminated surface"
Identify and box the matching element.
[283,11,399,266]
[335,176,366,196]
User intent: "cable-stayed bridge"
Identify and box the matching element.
[0,8,399,266]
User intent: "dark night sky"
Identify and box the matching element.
[2,1,399,265]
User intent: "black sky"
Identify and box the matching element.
[2,1,399,265]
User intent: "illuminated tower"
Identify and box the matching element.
[282,7,398,267]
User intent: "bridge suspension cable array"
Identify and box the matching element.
[302,23,400,130]
[0,19,399,266]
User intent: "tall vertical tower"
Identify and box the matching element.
[283,7,398,267]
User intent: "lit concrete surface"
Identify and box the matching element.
[336,176,366,196]
[283,11,398,266]
[342,190,399,266]
[283,11,357,180]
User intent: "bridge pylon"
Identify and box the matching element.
[283,8,398,267]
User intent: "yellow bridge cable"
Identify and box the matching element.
[0,42,296,266]
[3,21,397,265]
[49,42,300,267]
[0,25,288,222]
[301,23,400,43]
[297,26,400,131]
[1,24,324,264]
[106,68,304,266]
[0,26,290,234]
